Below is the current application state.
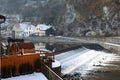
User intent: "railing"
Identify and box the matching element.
[41,61,63,80]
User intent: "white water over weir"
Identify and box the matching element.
[55,47,115,75]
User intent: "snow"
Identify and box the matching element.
[20,23,35,31]
[20,23,26,29]
[103,6,108,15]
[55,47,115,75]
[40,49,51,52]
[52,60,61,68]
[1,72,48,80]
[37,24,51,30]
[105,42,120,47]
[20,23,36,36]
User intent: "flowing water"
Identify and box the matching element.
[56,47,110,74]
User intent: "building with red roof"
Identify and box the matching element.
[8,42,35,55]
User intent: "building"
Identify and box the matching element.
[12,22,36,38]
[12,23,23,38]
[35,24,51,36]
[1,39,61,80]
[8,42,35,55]
[12,23,54,37]
[21,22,35,37]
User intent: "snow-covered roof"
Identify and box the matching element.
[20,23,35,30]
[36,24,51,30]
[2,72,48,80]
[52,60,61,68]
[20,23,26,30]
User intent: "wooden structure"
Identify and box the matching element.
[8,42,35,55]
[1,40,58,79]
[1,54,41,74]
[41,62,63,80]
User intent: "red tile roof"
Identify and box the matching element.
[17,42,35,49]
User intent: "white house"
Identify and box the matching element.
[35,24,51,36]
[12,23,24,38]
[20,22,35,37]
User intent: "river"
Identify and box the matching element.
[34,42,120,80]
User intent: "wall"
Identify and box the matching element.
[81,37,120,54]
[99,43,120,54]
[1,54,41,73]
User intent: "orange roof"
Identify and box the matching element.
[17,42,35,49]
[15,22,20,27]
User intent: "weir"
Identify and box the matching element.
[55,46,117,75]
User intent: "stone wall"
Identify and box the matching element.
[99,43,120,54]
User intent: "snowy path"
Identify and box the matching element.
[55,48,112,74]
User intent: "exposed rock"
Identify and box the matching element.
[85,31,96,36]
[0,0,120,37]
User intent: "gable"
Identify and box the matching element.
[12,23,23,32]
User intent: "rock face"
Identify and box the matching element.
[0,0,120,37]
[61,0,120,36]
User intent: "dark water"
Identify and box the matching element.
[33,42,108,55]
[33,42,80,55]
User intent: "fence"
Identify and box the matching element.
[1,54,41,73]
[41,61,63,80]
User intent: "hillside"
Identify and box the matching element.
[0,0,120,37]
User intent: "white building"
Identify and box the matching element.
[35,24,51,36]
[21,22,35,37]
[12,23,23,38]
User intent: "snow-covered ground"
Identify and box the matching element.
[55,47,115,75]
[1,72,48,80]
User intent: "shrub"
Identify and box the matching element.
[19,64,25,75]
[1,66,7,78]
[1,66,11,78]
[19,62,33,75]
[26,63,33,74]
[34,59,41,72]
[11,65,16,76]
